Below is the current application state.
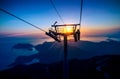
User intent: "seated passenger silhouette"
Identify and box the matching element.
[74,29,80,42]
[76,29,80,40]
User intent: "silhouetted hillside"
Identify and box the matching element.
[0,55,120,79]
[9,39,120,66]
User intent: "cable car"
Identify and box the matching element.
[46,21,80,42]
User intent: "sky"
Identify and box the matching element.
[0,0,120,70]
[0,0,120,37]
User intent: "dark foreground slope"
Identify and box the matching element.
[0,55,120,79]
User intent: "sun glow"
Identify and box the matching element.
[64,26,73,34]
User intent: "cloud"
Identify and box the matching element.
[82,27,120,38]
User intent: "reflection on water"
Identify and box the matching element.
[33,36,120,44]
[32,37,54,45]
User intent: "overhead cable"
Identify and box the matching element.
[79,0,83,29]
[0,8,46,32]
[50,0,65,24]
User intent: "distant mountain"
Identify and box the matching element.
[0,55,120,79]
[9,39,120,66]
[104,30,120,38]
[90,27,120,38]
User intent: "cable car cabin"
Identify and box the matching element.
[46,24,80,42]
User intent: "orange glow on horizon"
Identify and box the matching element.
[2,25,118,38]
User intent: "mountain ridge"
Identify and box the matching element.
[0,55,120,79]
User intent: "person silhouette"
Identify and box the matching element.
[74,32,77,42]
[73,29,80,42]
[76,29,80,40]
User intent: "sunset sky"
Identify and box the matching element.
[0,0,120,37]
[0,0,120,71]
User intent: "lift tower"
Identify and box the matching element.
[46,23,80,79]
